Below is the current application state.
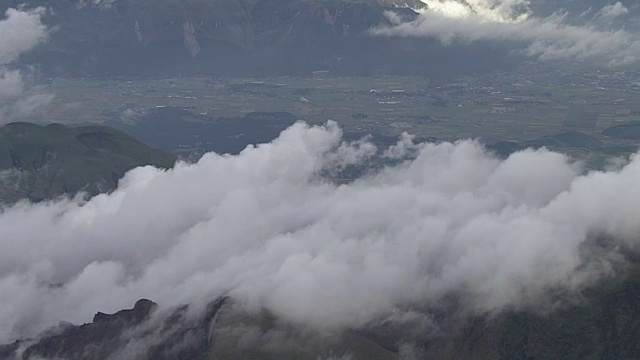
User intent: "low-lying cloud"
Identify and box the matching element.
[373,1,640,66]
[1,122,640,343]
[0,6,52,123]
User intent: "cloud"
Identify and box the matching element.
[0,7,51,124]
[0,122,639,343]
[0,69,23,99]
[76,0,116,10]
[419,0,531,23]
[596,2,629,20]
[372,1,640,66]
[0,7,48,66]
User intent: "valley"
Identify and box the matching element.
[43,62,640,166]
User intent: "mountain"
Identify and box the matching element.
[603,123,640,140]
[4,267,640,359]
[106,107,299,159]
[0,122,176,202]
[0,0,520,82]
[0,297,399,360]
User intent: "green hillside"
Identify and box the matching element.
[0,122,176,203]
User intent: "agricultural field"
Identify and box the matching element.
[44,63,640,166]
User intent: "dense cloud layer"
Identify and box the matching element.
[374,0,640,66]
[0,7,52,123]
[1,122,639,343]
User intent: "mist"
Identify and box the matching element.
[0,6,52,123]
[0,121,639,343]
[374,1,640,66]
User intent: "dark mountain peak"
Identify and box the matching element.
[2,297,401,360]
[92,299,158,323]
[19,299,161,360]
[5,273,640,360]
[1,298,227,360]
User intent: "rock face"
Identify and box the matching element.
[20,299,158,360]
[0,298,226,360]
[0,298,399,360]
[0,122,176,203]
[207,300,399,360]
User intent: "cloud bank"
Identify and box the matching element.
[374,1,640,66]
[1,122,639,343]
[0,7,52,123]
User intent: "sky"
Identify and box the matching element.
[0,121,639,342]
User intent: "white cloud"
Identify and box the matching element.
[76,0,117,10]
[0,7,47,66]
[0,122,639,343]
[0,7,51,124]
[373,1,640,66]
[596,2,629,20]
[420,0,530,23]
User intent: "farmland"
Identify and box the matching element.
[44,62,640,166]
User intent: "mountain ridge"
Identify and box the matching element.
[0,122,176,203]
[1,0,521,81]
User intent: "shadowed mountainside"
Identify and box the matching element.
[0,0,521,83]
[4,265,640,359]
[0,122,176,203]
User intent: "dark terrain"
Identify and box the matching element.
[3,266,640,359]
[0,122,175,202]
[107,107,298,158]
[1,0,520,84]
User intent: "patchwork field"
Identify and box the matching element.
[44,65,640,167]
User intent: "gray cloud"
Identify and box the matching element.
[0,7,52,124]
[596,2,629,20]
[373,1,640,66]
[0,7,47,66]
[0,69,23,99]
[0,122,639,342]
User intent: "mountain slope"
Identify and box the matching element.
[0,122,176,202]
[0,298,399,360]
[0,0,520,81]
[5,270,640,360]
